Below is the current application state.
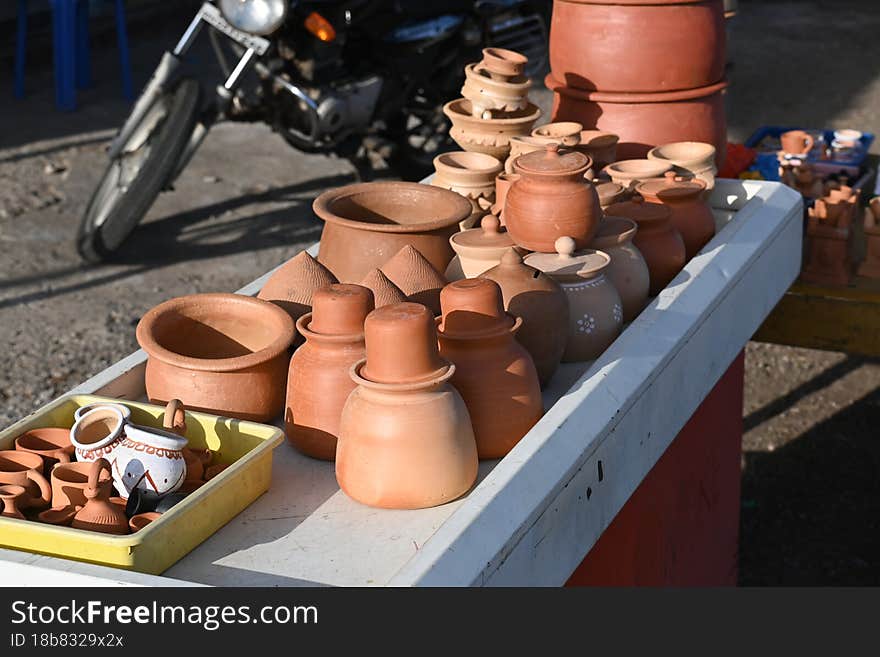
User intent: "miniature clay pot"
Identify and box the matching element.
[547,75,729,166]
[137,293,296,422]
[432,151,502,215]
[286,284,374,461]
[605,196,687,295]
[447,215,516,280]
[525,238,623,362]
[444,98,542,161]
[589,217,651,322]
[37,504,79,526]
[480,249,570,386]
[129,511,162,533]
[549,0,726,93]
[359,269,407,308]
[257,251,338,324]
[380,245,447,315]
[481,47,528,79]
[51,460,112,508]
[636,172,715,259]
[74,402,132,423]
[493,172,520,221]
[0,450,51,510]
[576,130,620,169]
[532,121,583,147]
[112,423,188,501]
[336,303,478,509]
[0,484,27,519]
[780,130,814,157]
[602,159,672,189]
[436,279,543,459]
[71,459,130,535]
[14,428,73,472]
[314,182,471,282]
[69,405,126,463]
[858,201,880,279]
[506,144,601,252]
[595,181,628,209]
[647,141,717,191]
[461,63,532,116]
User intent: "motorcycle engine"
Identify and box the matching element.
[314,76,383,138]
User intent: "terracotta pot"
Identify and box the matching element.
[436,279,543,458]
[589,217,650,322]
[493,172,520,222]
[257,251,338,324]
[577,130,620,169]
[547,75,728,167]
[444,98,542,160]
[359,269,407,308]
[432,151,502,215]
[525,238,623,362]
[0,450,51,510]
[480,249,570,386]
[129,511,162,533]
[286,284,373,461]
[69,405,126,463]
[336,303,478,509]
[74,402,131,423]
[605,197,686,295]
[505,136,546,174]
[461,63,531,116]
[380,245,447,315]
[37,504,79,526]
[801,209,851,287]
[780,130,814,157]
[602,159,672,189]
[858,202,880,279]
[136,293,296,422]
[636,172,715,259]
[314,182,471,282]
[506,144,601,252]
[595,181,628,208]
[51,460,112,509]
[72,459,130,535]
[481,47,528,79]
[647,141,717,190]
[532,121,583,146]
[14,428,73,472]
[113,424,188,501]
[447,214,516,280]
[0,484,27,519]
[549,0,725,93]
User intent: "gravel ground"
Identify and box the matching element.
[1,0,879,585]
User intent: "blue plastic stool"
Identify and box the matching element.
[14,0,134,111]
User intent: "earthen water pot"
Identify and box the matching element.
[780,130,815,157]
[589,217,650,323]
[525,238,623,362]
[431,151,502,217]
[493,172,520,222]
[480,249,570,386]
[576,130,620,169]
[336,303,478,509]
[436,279,543,459]
[14,428,74,472]
[114,423,188,501]
[443,98,542,161]
[286,284,374,461]
[647,141,717,191]
[380,245,448,315]
[636,172,715,260]
[605,196,686,295]
[69,405,126,463]
[50,460,112,509]
[0,450,51,510]
[136,293,296,422]
[532,121,583,147]
[71,459,130,535]
[359,269,407,308]
[0,485,27,519]
[506,144,601,252]
[257,251,338,324]
[313,182,472,282]
[447,215,516,280]
[602,159,672,189]
[461,63,532,116]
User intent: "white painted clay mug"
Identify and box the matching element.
[112,424,188,501]
[69,406,126,463]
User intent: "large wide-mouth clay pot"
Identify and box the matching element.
[313,182,472,283]
[444,98,542,161]
[136,293,296,422]
[549,0,726,93]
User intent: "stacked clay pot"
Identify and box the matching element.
[636,172,715,260]
[436,279,543,459]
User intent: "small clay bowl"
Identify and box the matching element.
[129,512,162,533]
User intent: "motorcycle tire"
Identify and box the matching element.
[76,78,202,263]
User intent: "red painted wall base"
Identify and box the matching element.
[566,352,745,586]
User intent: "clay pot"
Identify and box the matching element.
[359,269,407,308]
[481,47,528,79]
[436,279,543,459]
[532,121,583,147]
[447,215,516,280]
[0,484,27,519]
[605,197,686,295]
[576,130,620,169]
[480,249,570,386]
[647,141,717,191]
[37,505,79,526]
[780,130,814,157]
[69,405,126,463]
[858,201,880,279]
[74,402,132,423]
[547,75,728,166]
[595,181,628,208]
[549,0,726,93]
[506,144,601,252]
[603,159,672,189]
[525,238,623,362]
[14,428,73,472]
[636,172,715,259]
[589,217,650,322]
[257,251,338,324]
[314,182,471,282]
[432,151,502,216]
[801,208,851,287]
[51,460,112,508]
[72,459,130,535]
[114,424,188,501]
[444,98,542,161]
[336,303,478,509]
[129,511,162,533]
[0,450,51,509]
[493,172,520,221]
[380,245,447,315]
[136,293,296,422]
[505,136,547,174]
[286,284,374,461]
[461,63,532,116]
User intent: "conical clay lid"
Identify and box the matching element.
[258,251,338,321]
[380,245,447,315]
[524,237,611,283]
[360,269,407,308]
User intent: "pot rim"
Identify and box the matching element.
[350,359,455,392]
[296,312,366,344]
[436,314,522,341]
[443,99,542,128]
[314,182,473,234]
[647,142,717,168]
[14,427,73,451]
[124,423,189,451]
[69,406,125,452]
[136,293,296,372]
[545,74,729,103]
[0,449,44,472]
[433,151,504,179]
[591,217,638,248]
[74,402,132,422]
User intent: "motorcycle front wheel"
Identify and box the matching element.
[77,78,202,263]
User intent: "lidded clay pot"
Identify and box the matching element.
[602,158,672,189]
[589,218,650,323]
[436,279,543,459]
[257,251,338,324]
[0,450,51,509]
[605,196,686,296]
[444,98,542,161]
[505,144,601,252]
[286,284,374,461]
[647,141,717,191]
[336,303,478,509]
[380,245,447,315]
[480,249,569,386]
[525,238,623,363]
[0,484,27,519]
[359,269,407,308]
[636,172,715,260]
[71,458,130,535]
[447,214,516,280]
[432,151,502,216]
[14,427,74,471]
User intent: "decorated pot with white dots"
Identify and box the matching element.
[525,237,623,362]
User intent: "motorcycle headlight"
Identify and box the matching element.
[218,0,288,36]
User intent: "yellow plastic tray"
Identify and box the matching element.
[0,394,284,574]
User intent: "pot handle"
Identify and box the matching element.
[26,469,52,507]
[87,458,112,496]
[55,449,72,465]
[163,399,187,437]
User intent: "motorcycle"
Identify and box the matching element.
[76,0,550,263]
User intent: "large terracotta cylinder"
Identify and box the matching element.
[549,0,726,93]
